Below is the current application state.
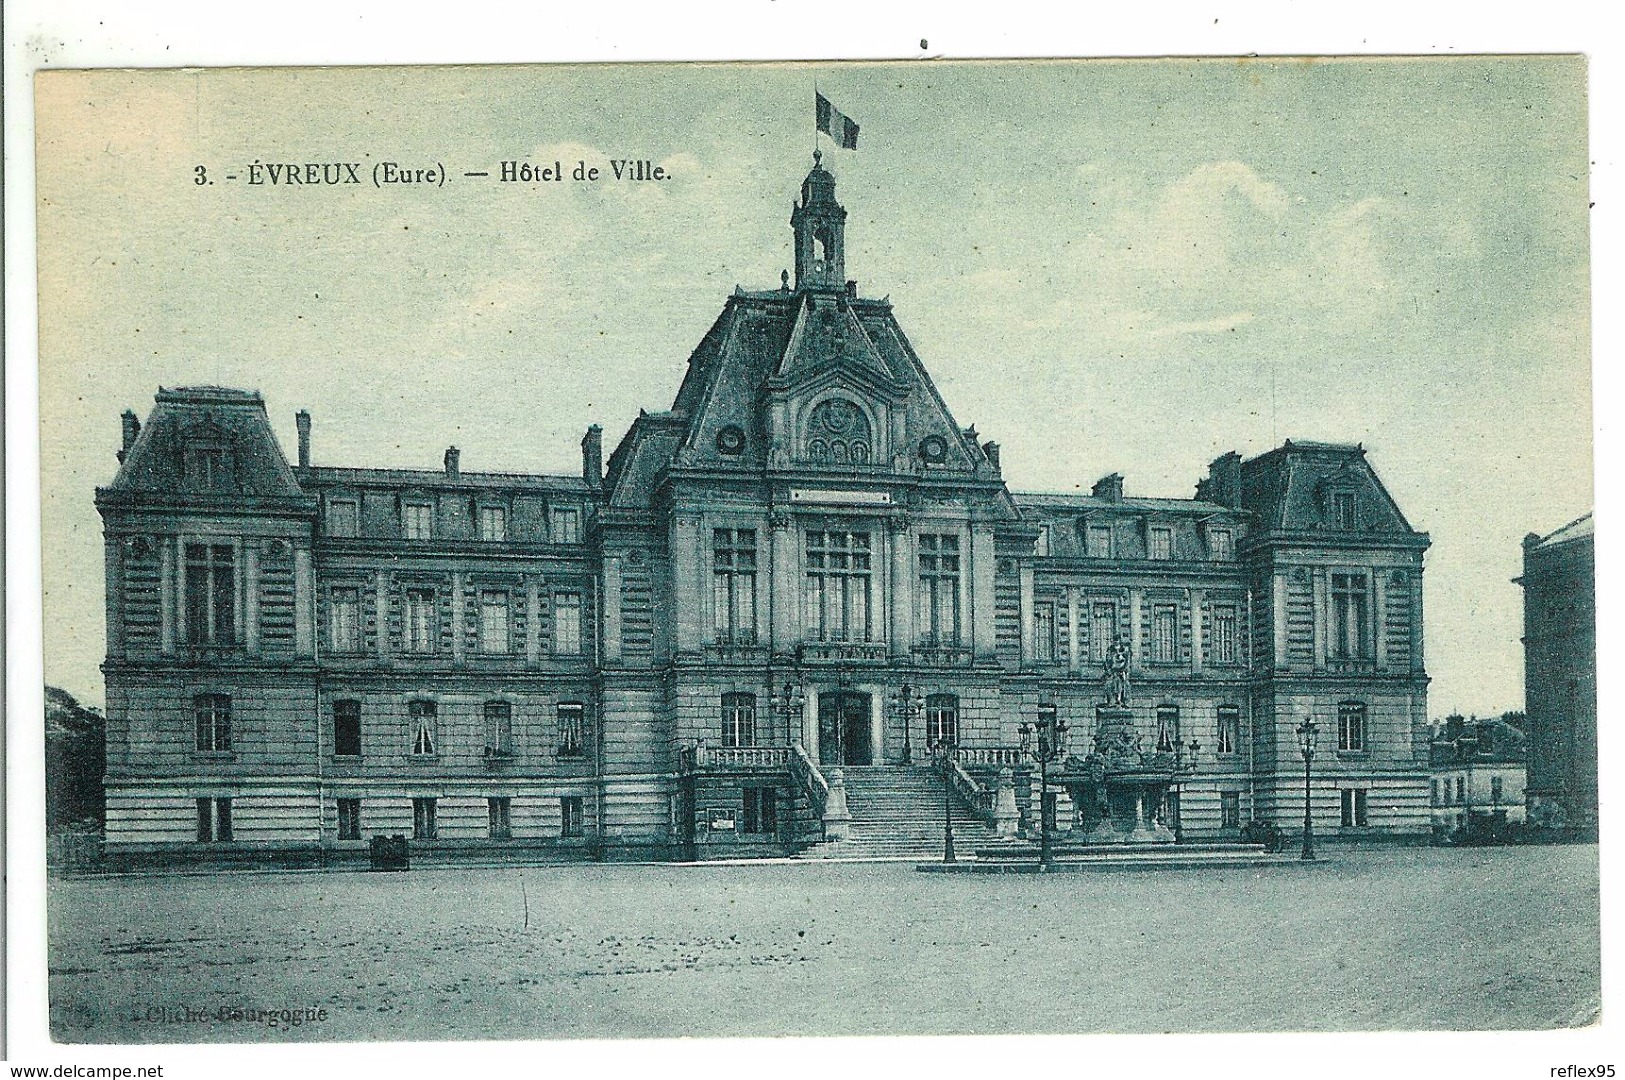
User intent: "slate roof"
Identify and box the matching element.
[1530,512,1593,551]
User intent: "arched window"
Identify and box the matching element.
[194,693,232,752]
[925,693,958,746]
[181,422,236,491]
[1156,704,1179,752]
[1337,701,1368,752]
[802,398,872,465]
[721,693,756,747]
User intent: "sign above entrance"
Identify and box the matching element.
[790,489,893,506]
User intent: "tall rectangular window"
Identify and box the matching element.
[1152,604,1178,663]
[333,699,362,757]
[1149,526,1173,561]
[337,798,361,840]
[1090,601,1118,662]
[721,693,756,747]
[1220,791,1241,829]
[1034,524,1051,557]
[478,505,507,542]
[712,528,758,644]
[412,797,437,840]
[329,587,361,653]
[561,796,585,838]
[1155,704,1179,752]
[742,787,778,834]
[194,693,232,752]
[484,701,513,756]
[479,590,510,653]
[1330,573,1371,659]
[553,592,583,655]
[925,694,959,746]
[1211,603,1238,664]
[1033,602,1056,662]
[805,530,872,642]
[917,534,960,647]
[1457,776,1466,803]
[1334,492,1357,530]
[409,700,437,756]
[196,797,233,842]
[1431,780,1440,807]
[488,797,512,840]
[402,501,433,541]
[1216,705,1240,756]
[327,499,359,538]
[1341,788,1369,827]
[184,543,237,646]
[1086,524,1112,559]
[551,506,581,544]
[557,702,585,757]
[1208,527,1234,561]
[1491,776,1504,804]
[404,588,436,653]
[1337,701,1368,752]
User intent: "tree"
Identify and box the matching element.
[45,685,105,832]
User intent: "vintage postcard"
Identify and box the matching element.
[33,58,1597,1045]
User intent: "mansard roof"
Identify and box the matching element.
[1013,491,1237,517]
[100,385,307,506]
[301,466,590,494]
[1528,511,1593,552]
[1239,439,1419,537]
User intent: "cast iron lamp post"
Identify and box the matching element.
[1019,708,1070,871]
[930,734,958,864]
[1296,717,1318,861]
[769,681,803,746]
[892,684,923,765]
[1172,738,1201,844]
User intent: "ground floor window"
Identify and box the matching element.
[413,797,437,840]
[1341,788,1369,828]
[743,787,778,835]
[337,797,361,840]
[196,797,232,842]
[1220,791,1241,829]
[561,796,585,838]
[925,693,958,746]
[489,796,512,840]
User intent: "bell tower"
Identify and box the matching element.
[791,151,847,290]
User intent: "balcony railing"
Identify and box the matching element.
[797,641,889,665]
[690,744,792,770]
[956,746,1025,767]
[912,644,972,667]
[703,641,770,664]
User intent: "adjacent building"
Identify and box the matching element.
[1519,513,1597,836]
[96,156,1434,865]
[1428,713,1527,835]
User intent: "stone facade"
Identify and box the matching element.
[96,158,1433,864]
[1519,514,1596,836]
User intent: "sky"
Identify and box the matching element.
[35,57,1591,714]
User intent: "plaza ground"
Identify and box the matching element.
[47,844,1600,1042]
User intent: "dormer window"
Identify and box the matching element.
[1085,523,1112,559]
[402,500,433,541]
[181,424,236,491]
[1148,526,1174,561]
[478,505,507,542]
[326,498,359,538]
[1207,526,1234,561]
[1034,523,1051,557]
[1333,491,1357,530]
[551,506,581,544]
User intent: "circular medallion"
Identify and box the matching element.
[919,435,948,464]
[716,425,747,456]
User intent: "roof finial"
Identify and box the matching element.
[813,148,822,167]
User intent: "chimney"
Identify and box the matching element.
[1092,473,1124,502]
[982,440,1001,473]
[295,409,312,468]
[1197,451,1243,509]
[444,446,460,479]
[582,424,603,487]
[118,410,140,463]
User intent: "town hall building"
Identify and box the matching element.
[96,155,1434,865]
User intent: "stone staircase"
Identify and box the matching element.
[794,765,1014,860]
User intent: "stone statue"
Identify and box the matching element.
[1102,636,1131,707]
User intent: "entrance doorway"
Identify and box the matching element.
[818,691,872,766]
